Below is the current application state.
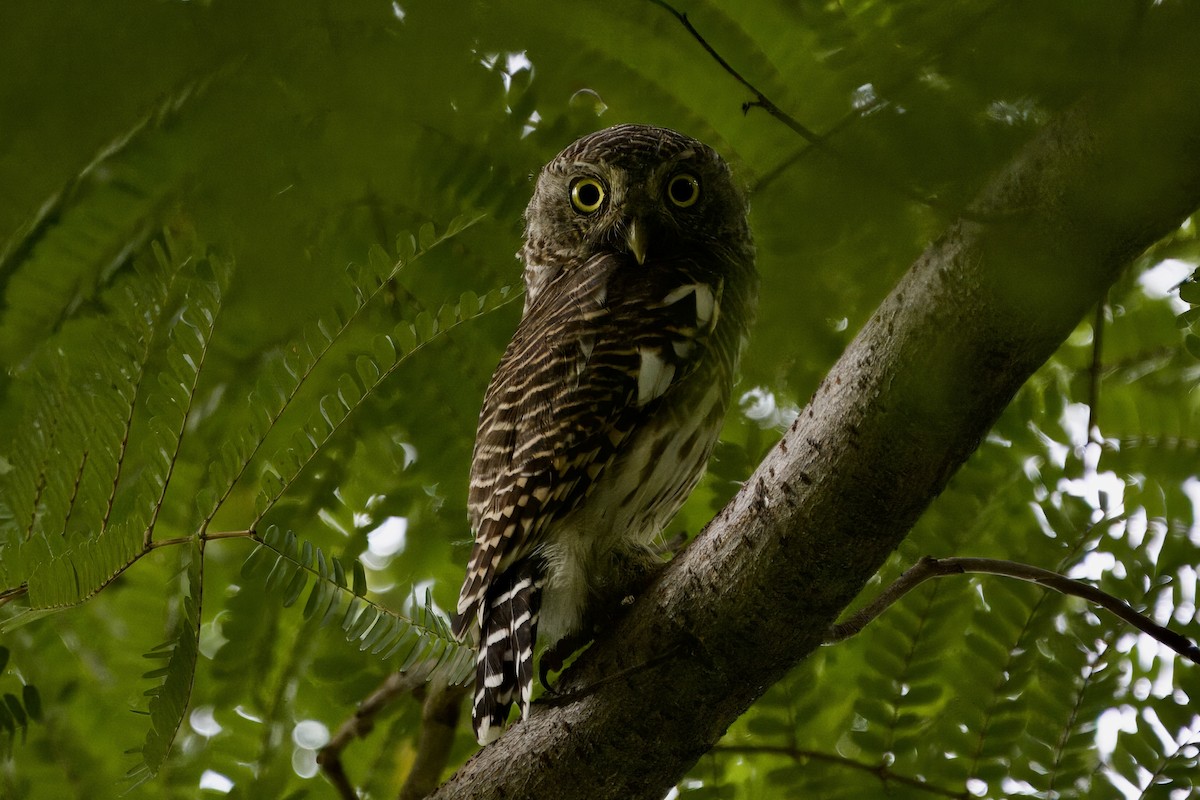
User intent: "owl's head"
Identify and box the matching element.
[521,124,750,304]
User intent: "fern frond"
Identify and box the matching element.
[2,233,187,595]
[21,243,229,609]
[249,274,518,527]
[1041,640,1123,795]
[1014,518,1156,796]
[241,526,472,684]
[1117,730,1200,799]
[3,270,165,557]
[128,543,204,781]
[848,576,972,776]
[0,75,219,368]
[192,214,493,532]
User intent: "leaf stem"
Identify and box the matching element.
[147,529,256,549]
[206,529,257,541]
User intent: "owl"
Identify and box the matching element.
[453,123,757,745]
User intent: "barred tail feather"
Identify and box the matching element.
[473,559,544,745]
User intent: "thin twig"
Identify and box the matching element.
[713,744,968,799]
[646,0,1033,224]
[644,0,941,210]
[752,0,1007,192]
[318,671,429,800]
[826,556,1200,664]
[644,0,822,144]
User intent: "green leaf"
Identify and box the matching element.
[20,685,40,723]
[352,559,368,597]
[417,221,436,251]
[239,529,470,685]
[3,694,27,728]
[138,549,203,776]
[281,567,309,608]
[1178,275,1200,304]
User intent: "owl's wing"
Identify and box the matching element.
[453,251,723,637]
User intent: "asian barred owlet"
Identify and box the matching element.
[453,123,757,745]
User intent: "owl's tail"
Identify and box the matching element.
[472,559,544,745]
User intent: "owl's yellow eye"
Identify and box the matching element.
[569,177,606,214]
[667,173,700,208]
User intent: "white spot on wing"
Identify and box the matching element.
[661,283,719,332]
[578,335,595,361]
[693,284,716,331]
[662,284,696,306]
[637,347,675,406]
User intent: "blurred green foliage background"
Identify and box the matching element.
[1,1,1198,798]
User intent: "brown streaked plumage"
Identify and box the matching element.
[454,123,757,745]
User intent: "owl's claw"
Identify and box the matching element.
[538,630,593,692]
[538,656,560,694]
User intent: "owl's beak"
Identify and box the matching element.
[625,219,649,265]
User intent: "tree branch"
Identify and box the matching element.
[319,670,428,800]
[826,555,1200,663]
[399,683,469,800]
[318,668,467,800]
[432,8,1200,799]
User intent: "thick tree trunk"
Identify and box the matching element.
[431,11,1200,799]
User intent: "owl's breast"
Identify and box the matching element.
[533,352,732,643]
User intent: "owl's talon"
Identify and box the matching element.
[538,659,560,694]
[538,629,593,692]
[538,641,568,692]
